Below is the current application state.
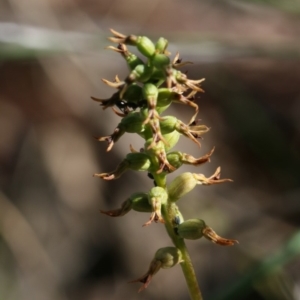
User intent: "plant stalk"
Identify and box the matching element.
[160,177,203,300]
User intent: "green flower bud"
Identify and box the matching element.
[145,140,175,174]
[148,186,168,205]
[151,53,170,68]
[177,219,206,240]
[159,116,182,150]
[154,247,182,269]
[119,112,145,134]
[160,116,178,134]
[167,172,198,202]
[145,138,166,156]
[126,152,151,171]
[166,151,183,170]
[130,192,152,212]
[155,37,169,54]
[162,131,180,151]
[127,64,153,83]
[156,88,181,114]
[142,83,161,130]
[130,247,182,292]
[143,187,168,226]
[134,36,156,58]
[122,83,143,103]
[143,83,158,106]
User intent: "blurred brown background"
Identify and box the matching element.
[1,0,300,299]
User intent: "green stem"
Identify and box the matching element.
[161,195,203,300]
[153,173,167,188]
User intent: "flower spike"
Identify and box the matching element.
[94,30,238,297]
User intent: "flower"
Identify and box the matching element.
[129,247,183,292]
[177,219,239,245]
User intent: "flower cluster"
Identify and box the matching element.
[93,29,238,294]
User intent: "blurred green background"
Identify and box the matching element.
[1,0,300,299]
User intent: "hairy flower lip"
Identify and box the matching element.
[192,166,233,185]
[109,28,127,39]
[182,147,215,166]
[102,78,125,89]
[106,43,129,55]
[94,135,115,152]
[202,227,239,246]
[142,212,165,227]
[93,172,116,180]
[172,52,193,68]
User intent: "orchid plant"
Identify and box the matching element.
[92,29,238,300]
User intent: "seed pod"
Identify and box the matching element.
[177,219,207,240]
[155,37,169,54]
[167,172,198,202]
